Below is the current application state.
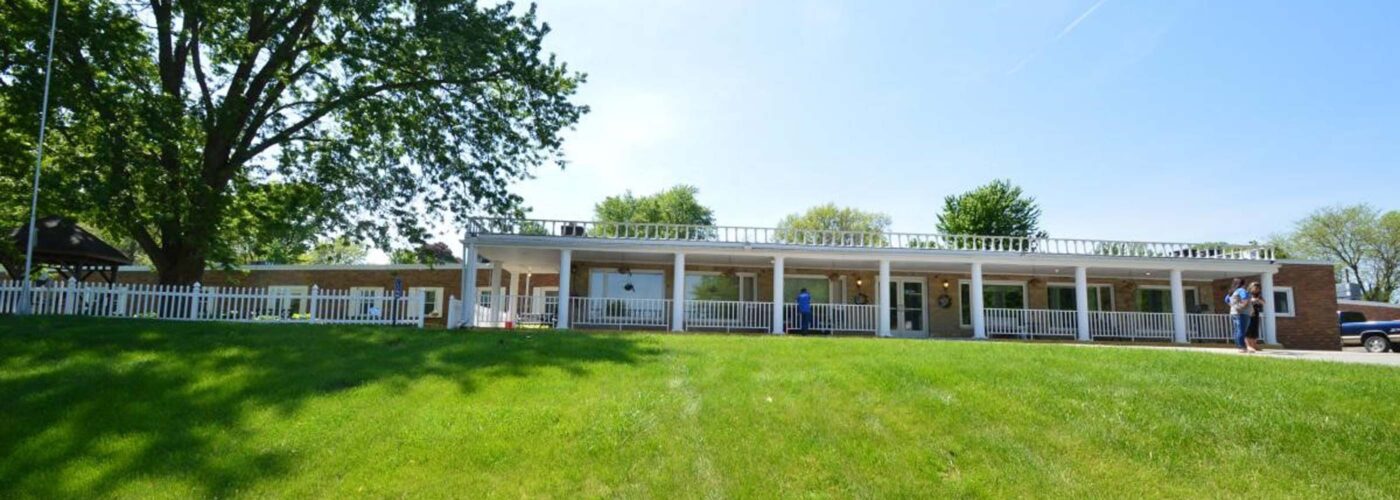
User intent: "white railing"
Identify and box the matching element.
[1186,313,1234,342]
[1086,310,1176,341]
[569,297,671,329]
[782,303,879,332]
[467,217,1275,261]
[0,279,425,327]
[984,308,1079,339]
[683,300,772,331]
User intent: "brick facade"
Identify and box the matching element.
[1337,300,1400,322]
[1210,262,1340,351]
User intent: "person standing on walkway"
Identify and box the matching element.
[1226,278,1251,353]
[797,287,813,334]
[1244,281,1265,353]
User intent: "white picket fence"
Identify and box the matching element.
[0,279,426,327]
[982,308,1235,342]
[685,300,773,331]
[985,308,1080,339]
[571,297,671,329]
[783,303,880,333]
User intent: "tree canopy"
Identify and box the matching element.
[593,185,715,226]
[390,241,458,265]
[936,180,1044,238]
[0,0,586,283]
[1277,204,1400,302]
[776,204,891,245]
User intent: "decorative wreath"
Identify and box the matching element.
[937,294,952,309]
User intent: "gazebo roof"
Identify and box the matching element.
[8,216,132,267]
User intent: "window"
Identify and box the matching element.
[1047,284,1114,311]
[1273,287,1295,317]
[588,269,665,299]
[1136,286,1199,313]
[267,286,310,315]
[685,273,757,301]
[350,287,384,316]
[409,287,445,317]
[959,281,1027,326]
[477,287,506,307]
[784,276,831,303]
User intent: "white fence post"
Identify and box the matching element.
[115,285,128,317]
[188,282,202,320]
[308,285,320,323]
[62,277,78,315]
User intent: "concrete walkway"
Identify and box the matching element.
[1060,343,1400,368]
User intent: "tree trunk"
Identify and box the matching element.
[155,246,207,285]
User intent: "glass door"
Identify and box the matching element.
[887,278,927,334]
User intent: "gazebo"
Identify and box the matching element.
[4,216,133,283]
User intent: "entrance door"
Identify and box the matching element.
[887,278,927,335]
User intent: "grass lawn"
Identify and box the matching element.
[2,317,1398,498]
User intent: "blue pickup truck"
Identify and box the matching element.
[1339,311,1400,353]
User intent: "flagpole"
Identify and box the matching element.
[17,0,61,315]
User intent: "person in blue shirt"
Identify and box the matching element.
[797,288,812,334]
[1225,278,1251,352]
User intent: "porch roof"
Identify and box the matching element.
[466,217,1281,278]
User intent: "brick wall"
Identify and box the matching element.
[1210,262,1339,351]
[1337,300,1400,322]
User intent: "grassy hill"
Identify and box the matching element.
[2,317,1397,498]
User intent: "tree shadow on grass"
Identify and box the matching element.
[0,317,662,498]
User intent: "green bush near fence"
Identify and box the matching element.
[1,316,1397,498]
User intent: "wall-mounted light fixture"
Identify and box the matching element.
[942,280,950,290]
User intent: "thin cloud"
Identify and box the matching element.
[1007,0,1111,75]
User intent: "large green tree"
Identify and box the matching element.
[0,0,586,283]
[776,203,891,245]
[1280,204,1400,302]
[594,184,715,226]
[936,179,1045,238]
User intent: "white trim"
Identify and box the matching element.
[886,276,928,334]
[409,286,446,317]
[958,279,1028,327]
[1273,286,1296,318]
[118,262,492,272]
[470,236,1281,274]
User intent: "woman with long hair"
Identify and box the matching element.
[1244,282,1265,353]
[1226,278,1250,353]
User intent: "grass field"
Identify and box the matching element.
[2,317,1398,498]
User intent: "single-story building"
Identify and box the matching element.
[112,217,1342,349]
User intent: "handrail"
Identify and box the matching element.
[465,217,1275,261]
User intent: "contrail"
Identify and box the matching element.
[1007,0,1110,75]
[1057,0,1109,40]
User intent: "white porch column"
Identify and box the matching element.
[462,242,479,328]
[1261,271,1278,344]
[672,252,686,332]
[488,264,502,325]
[970,262,986,339]
[771,256,785,334]
[1074,266,1091,342]
[506,267,521,322]
[556,249,572,329]
[1170,269,1188,344]
[877,259,891,337]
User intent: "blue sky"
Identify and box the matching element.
[509,0,1399,244]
